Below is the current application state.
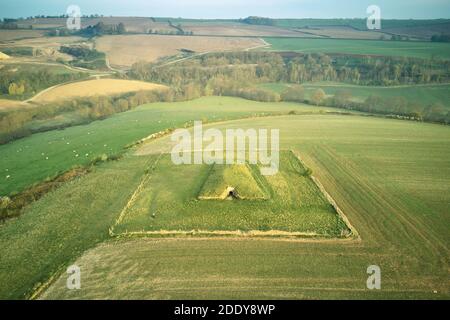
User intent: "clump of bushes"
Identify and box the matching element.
[91,153,122,165]
[304,168,313,177]
[0,168,88,221]
[223,87,281,102]
[60,45,107,70]
[281,85,305,103]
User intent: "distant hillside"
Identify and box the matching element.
[274,18,450,30]
[10,16,450,40]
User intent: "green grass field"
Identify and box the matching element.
[0,97,343,196]
[0,106,448,299]
[263,37,450,60]
[113,151,348,236]
[273,18,450,31]
[259,82,450,108]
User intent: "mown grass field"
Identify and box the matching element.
[113,151,348,236]
[32,114,450,299]
[263,37,450,60]
[32,79,168,103]
[0,97,341,196]
[259,82,450,108]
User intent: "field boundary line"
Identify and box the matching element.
[29,265,66,300]
[24,75,115,103]
[155,38,268,68]
[292,150,360,240]
[155,51,211,68]
[109,153,163,236]
[246,38,271,51]
[112,229,360,242]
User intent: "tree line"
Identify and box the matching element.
[59,45,107,70]
[240,16,276,26]
[46,22,126,37]
[2,51,449,144]
[431,34,450,42]
[0,85,204,144]
[129,51,450,124]
[0,18,32,30]
[0,66,87,98]
[148,29,194,36]
[281,85,449,124]
[130,51,450,88]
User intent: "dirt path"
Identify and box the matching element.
[155,51,212,68]
[105,57,127,74]
[155,38,270,68]
[245,38,271,51]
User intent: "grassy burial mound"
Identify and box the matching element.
[95,35,264,67]
[198,164,268,200]
[113,151,352,238]
[32,79,168,103]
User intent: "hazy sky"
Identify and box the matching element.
[1,0,450,19]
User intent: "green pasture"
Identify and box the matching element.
[263,37,450,60]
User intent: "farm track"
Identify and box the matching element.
[155,51,211,68]
[245,38,271,51]
[155,37,268,68]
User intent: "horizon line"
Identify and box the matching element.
[3,15,450,21]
